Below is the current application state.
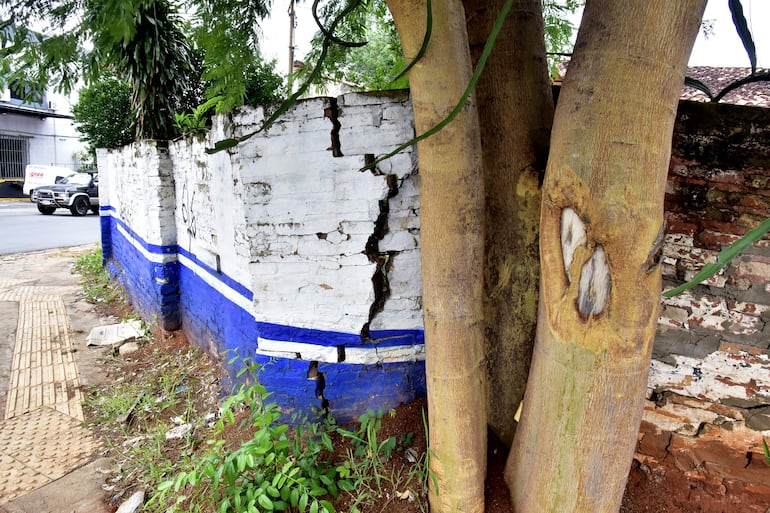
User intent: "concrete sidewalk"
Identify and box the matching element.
[0,247,114,512]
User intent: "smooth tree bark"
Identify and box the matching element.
[463,0,553,447]
[505,1,706,511]
[386,1,487,512]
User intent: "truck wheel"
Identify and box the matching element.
[70,197,89,216]
[37,204,56,215]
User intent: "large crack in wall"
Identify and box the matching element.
[361,153,401,343]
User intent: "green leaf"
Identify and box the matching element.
[309,486,328,497]
[684,76,714,101]
[663,216,770,298]
[763,438,770,464]
[257,494,274,510]
[299,492,309,512]
[728,0,757,73]
[319,499,336,513]
[321,432,333,452]
[309,499,319,513]
[207,138,240,153]
[157,479,174,492]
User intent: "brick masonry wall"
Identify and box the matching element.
[638,101,770,506]
[100,91,425,423]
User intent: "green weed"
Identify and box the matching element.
[73,248,121,304]
[150,359,347,513]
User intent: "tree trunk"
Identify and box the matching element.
[463,0,553,447]
[386,1,487,512]
[505,1,706,511]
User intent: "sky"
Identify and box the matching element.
[258,0,770,76]
[689,0,768,67]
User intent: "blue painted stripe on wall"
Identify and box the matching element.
[104,206,424,350]
[177,256,425,423]
[104,207,177,255]
[105,206,427,422]
[256,322,424,348]
[103,208,252,300]
[176,246,254,301]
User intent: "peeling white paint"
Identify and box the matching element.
[255,337,425,365]
[649,351,770,403]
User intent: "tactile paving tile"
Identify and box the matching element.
[0,408,101,504]
[0,279,32,290]
[0,286,74,302]
[5,298,83,421]
[0,454,52,505]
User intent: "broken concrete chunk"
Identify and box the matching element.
[165,423,193,440]
[118,342,140,356]
[116,490,145,513]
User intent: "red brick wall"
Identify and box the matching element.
[633,100,770,510]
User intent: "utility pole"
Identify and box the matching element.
[288,0,296,92]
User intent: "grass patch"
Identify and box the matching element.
[72,248,122,303]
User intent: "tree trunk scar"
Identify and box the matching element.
[642,221,666,274]
[560,207,587,282]
[578,245,610,319]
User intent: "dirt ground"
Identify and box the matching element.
[2,246,746,513]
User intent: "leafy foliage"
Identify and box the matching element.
[150,359,347,513]
[175,95,222,135]
[1,0,277,140]
[303,0,407,92]
[72,77,134,152]
[72,248,123,304]
[190,0,273,113]
[542,0,582,77]
[243,60,287,107]
[86,0,197,139]
[302,0,581,89]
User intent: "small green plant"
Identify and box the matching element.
[83,344,216,505]
[73,248,121,304]
[333,408,433,512]
[337,409,396,491]
[763,438,770,464]
[174,96,222,135]
[150,358,348,513]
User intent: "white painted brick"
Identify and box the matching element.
[649,352,770,404]
[256,338,339,362]
[102,93,426,360]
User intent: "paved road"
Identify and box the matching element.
[0,201,100,255]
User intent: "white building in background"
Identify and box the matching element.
[0,85,85,184]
